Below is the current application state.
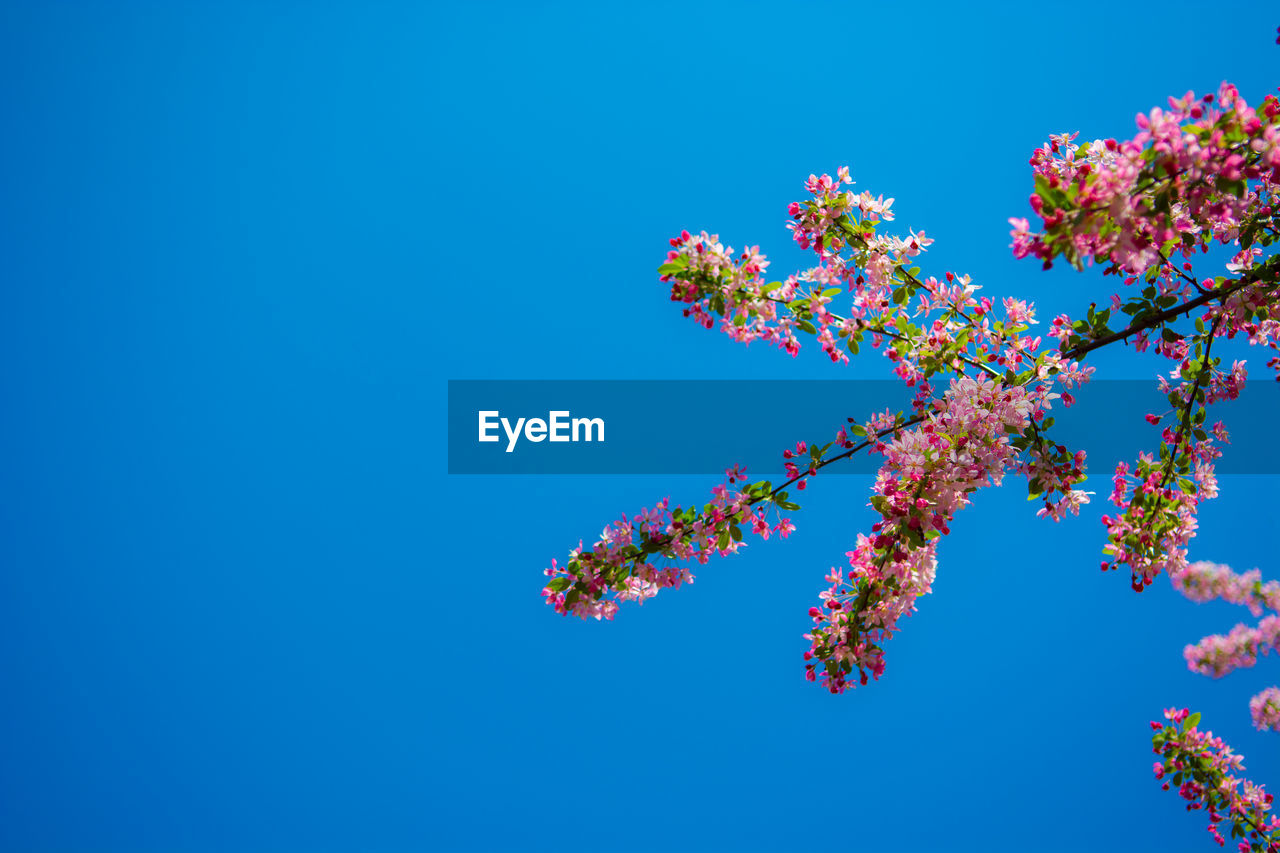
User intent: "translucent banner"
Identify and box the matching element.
[446,380,1280,475]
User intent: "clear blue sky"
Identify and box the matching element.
[1,3,1278,851]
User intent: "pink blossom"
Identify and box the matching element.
[1251,688,1280,732]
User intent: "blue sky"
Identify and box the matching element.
[1,3,1278,851]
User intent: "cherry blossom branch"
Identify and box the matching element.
[1062,262,1276,360]
[1159,316,1224,490]
[1152,708,1280,851]
[540,409,926,621]
[544,82,1278,705]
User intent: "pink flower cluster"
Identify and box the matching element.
[1186,617,1280,678]
[542,469,797,621]
[660,231,807,355]
[1152,708,1280,851]
[803,376,1079,692]
[1175,561,1280,616]
[1251,688,1280,732]
[1010,84,1279,275]
[1171,560,1280,729]
[1099,316,1249,592]
[1102,441,1219,592]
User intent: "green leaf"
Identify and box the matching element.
[1215,177,1246,198]
[546,577,571,592]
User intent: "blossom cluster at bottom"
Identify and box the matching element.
[1152,708,1280,851]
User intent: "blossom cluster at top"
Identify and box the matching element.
[1009,83,1278,275]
